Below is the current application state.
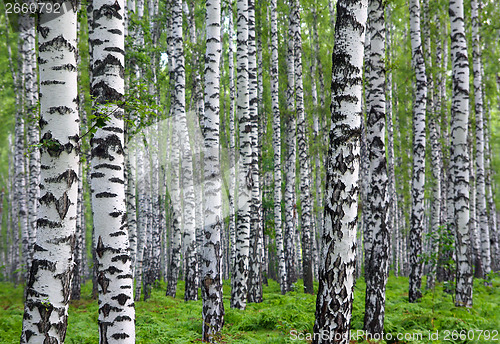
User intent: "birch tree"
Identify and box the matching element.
[450,0,473,307]
[247,0,263,303]
[200,0,225,339]
[313,0,368,342]
[284,2,297,292]
[232,0,251,310]
[363,0,390,334]
[471,0,491,278]
[270,0,287,294]
[21,2,79,342]
[165,0,185,298]
[408,0,427,303]
[90,0,136,341]
[294,0,314,295]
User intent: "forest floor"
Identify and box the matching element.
[0,273,498,343]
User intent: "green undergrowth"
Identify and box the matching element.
[0,274,498,343]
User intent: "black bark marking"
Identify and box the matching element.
[110,231,126,237]
[109,177,124,184]
[39,34,77,56]
[117,274,132,279]
[39,192,57,206]
[53,315,68,340]
[39,118,49,129]
[113,293,130,306]
[96,192,118,198]
[103,47,125,54]
[112,254,130,264]
[108,28,122,35]
[37,192,71,220]
[109,211,121,218]
[56,268,73,303]
[55,192,70,220]
[24,330,35,341]
[91,172,105,178]
[99,321,109,344]
[36,218,62,228]
[99,303,121,317]
[36,302,53,333]
[52,64,77,72]
[98,271,110,294]
[40,133,76,157]
[96,236,105,258]
[48,106,73,115]
[95,163,121,170]
[48,234,74,245]
[94,1,123,21]
[41,80,66,85]
[92,80,124,103]
[39,25,50,39]
[107,266,122,274]
[115,315,132,322]
[112,333,130,340]
[91,134,123,160]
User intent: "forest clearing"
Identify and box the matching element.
[0,0,499,342]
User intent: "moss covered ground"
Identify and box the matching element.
[0,274,498,343]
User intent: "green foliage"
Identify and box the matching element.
[0,275,499,343]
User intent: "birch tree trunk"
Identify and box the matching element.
[165,0,185,298]
[293,0,314,295]
[90,0,136,341]
[450,0,473,307]
[232,0,251,310]
[21,4,40,271]
[15,11,32,282]
[270,0,287,294]
[247,0,263,303]
[226,0,237,273]
[427,115,442,289]
[170,0,198,301]
[471,0,490,278]
[284,3,297,292]
[363,0,390,334]
[21,3,79,341]
[313,0,368,342]
[201,0,225,339]
[408,0,427,303]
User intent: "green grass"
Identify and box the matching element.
[0,274,498,343]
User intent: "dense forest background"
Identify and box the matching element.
[0,0,499,342]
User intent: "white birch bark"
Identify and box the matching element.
[226,0,237,274]
[201,0,225,339]
[363,0,390,334]
[270,0,286,295]
[313,0,368,342]
[471,0,490,277]
[284,3,297,292]
[408,0,427,303]
[247,0,263,303]
[450,0,473,307]
[293,0,314,295]
[90,0,136,341]
[165,0,185,297]
[21,3,79,341]
[15,11,32,282]
[232,0,251,310]
[21,4,40,269]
